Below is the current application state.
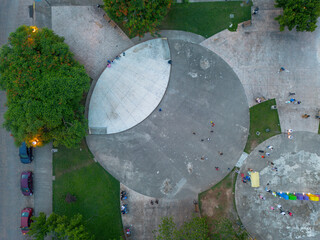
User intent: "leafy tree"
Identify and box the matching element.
[0,25,90,148]
[153,216,209,240]
[103,0,173,37]
[274,0,320,32]
[29,212,94,240]
[27,212,48,240]
[210,218,248,240]
[178,216,209,240]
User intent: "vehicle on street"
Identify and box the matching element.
[19,142,33,163]
[20,207,33,235]
[21,171,33,196]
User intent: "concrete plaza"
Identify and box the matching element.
[236,132,320,240]
[87,39,249,199]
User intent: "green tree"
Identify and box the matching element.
[153,216,209,240]
[27,212,48,240]
[210,218,248,240]
[103,0,173,37]
[0,25,90,148]
[274,0,320,32]
[178,216,209,240]
[29,212,94,240]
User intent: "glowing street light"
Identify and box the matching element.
[31,26,38,33]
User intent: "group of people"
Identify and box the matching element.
[107,53,125,68]
[121,191,129,214]
[275,204,293,216]
[263,187,294,216]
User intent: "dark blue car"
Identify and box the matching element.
[19,142,33,164]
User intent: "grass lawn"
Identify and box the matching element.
[199,168,248,239]
[159,1,252,38]
[244,99,281,153]
[53,140,123,240]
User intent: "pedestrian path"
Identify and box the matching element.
[120,184,196,240]
[201,9,320,133]
[52,6,134,81]
[131,30,205,45]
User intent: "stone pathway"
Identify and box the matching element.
[201,8,320,133]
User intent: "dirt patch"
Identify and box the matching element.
[200,172,237,221]
[248,139,258,153]
[55,161,94,178]
[199,170,248,239]
[201,188,233,218]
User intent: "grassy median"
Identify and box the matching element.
[244,99,281,153]
[159,1,252,37]
[53,140,123,240]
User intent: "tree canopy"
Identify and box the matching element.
[103,0,173,37]
[210,218,248,240]
[28,212,94,240]
[153,216,209,240]
[0,25,90,148]
[274,0,320,32]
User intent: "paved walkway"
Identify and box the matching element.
[52,6,134,81]
[201,7,320,133]
[131,30,206,45]
[236,132,320,240]
[88,39,171,134]
[120,184,196,240]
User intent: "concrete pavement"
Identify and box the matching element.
[200,4,320,133]
[236,132,320,240]
[51,6,134,81]
[131,30,206,45]
[120,183,197,240]
[87,39,249,199]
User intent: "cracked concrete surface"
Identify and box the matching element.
[236,132,320,240]
[87,39,249,199]
[201,6,320,133]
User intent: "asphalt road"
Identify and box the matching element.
[0,1,52,239]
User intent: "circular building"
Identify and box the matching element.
[236,132,320,240]
[87,39,249,199]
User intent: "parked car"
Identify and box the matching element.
[20,207,33,235]
[19,142,33,164]
[21,171,33,196]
